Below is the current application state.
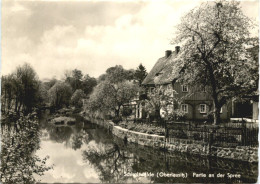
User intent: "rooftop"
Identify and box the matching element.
[142,47,184,85]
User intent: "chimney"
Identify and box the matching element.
[175,46,180,54]
[165,50,172,58]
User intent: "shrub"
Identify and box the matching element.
[118,121,165,136]
[173,130,188,139]
[193,133,203,141]
[112,117,122,125]
[122,107,132,117]
[70,89,86,108]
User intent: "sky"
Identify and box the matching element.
[2,0,259,80]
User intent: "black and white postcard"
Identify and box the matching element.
[1,0,259,183]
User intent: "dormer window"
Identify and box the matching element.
[182,85,188,92]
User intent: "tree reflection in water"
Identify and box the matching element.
[81,128,258,183]
[46,123,89,150]
[0,114,52,184]
[82,141,143,183]
[71,129,89,150]
[48,125,73,144]
[30,116,257,184]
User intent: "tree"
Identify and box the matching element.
[81,74,97,96]
[37,82,49,106]
[1,75,15,113]
[87,81,138,118]
[134,64,148,86]
[145,86,180,123]
[85,65,138,118]
[1,114,52,183]
[44,78,58,90]
[65,69,83,91]
[1,63,40,114]
[48,125,73,144]
[48,82,73,109]
[105,65,134,84]
[172,1,258,124]
[82,142,134,183]
[70,89,86,108]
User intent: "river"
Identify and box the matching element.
[32,113,258,183]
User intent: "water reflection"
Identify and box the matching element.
[83,143,138,183]
[49,126,73,144]
[0,114,52,184]
[81,130,258,183]
[35,117,258,183]
[71,130,87,150]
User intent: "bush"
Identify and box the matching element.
[167,110,186,121]
[70,89,86,108]
[122,107,132,117]
[104,115,113,120]
[118,121,165,136]
[174,110,186,121]
[172,130,188,139]
[193,133,203,141]
[112,117,122,125]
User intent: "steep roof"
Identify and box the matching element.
[142,51,183,85]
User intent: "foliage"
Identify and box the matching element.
[112,117,122,125]
[171,130,188,139]
[70,89,86,108]
[65,69,83,92]
[168,109,186,121]
[85,65,139,118]
[71,132,84,150]
[43,78,58,90]
[88,81,138,117]
[1,63,41,114]
[105,65,134,84]
[134,64,148,86]
[48,125,73,144]
[38,82,49,105]
[64,69,97,97]
[82,142,136,183]
[0,114,52,183]
[122,107,132,117]
[119,121,165,136]
[173,1,258,124]
[145,86,180,121]
[81,74,97,96]
[48,81,73,109]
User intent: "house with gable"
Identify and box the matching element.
[141,46,232,121]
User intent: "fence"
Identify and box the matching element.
[166,121,258,147]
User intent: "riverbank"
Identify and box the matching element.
[86,117,258,163]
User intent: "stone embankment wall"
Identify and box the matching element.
[88,118,258,163]
[210,146,258,163]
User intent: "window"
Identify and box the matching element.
[220,107,223,113]
[182,85,188,92]
[200,104,207,113]
[181,104,188,113]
